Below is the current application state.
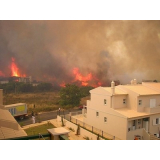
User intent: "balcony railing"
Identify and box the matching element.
[144,106,160,113]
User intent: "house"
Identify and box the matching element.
[0,89,27,139]
[83,80,160,140]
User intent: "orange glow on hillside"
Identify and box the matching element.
[0,70,5,77]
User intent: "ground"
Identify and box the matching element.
[3,92,61,114]
[24,122,55,136]
[3,92,90,115]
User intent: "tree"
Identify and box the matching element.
[79,86,93,97]
[59,84,81,107]
[36,82,53,92]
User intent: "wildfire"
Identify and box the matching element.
[72,67,102,87]
[0,70,5,77]
[11,57,26,77]
[60,81,66,87]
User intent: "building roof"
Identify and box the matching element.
[47,127,70,136]
[121,85,160,95]
[5,103,26,108]
[114,108,150,119]
[103,87,127,95]
[142,82,160,92]
[0,108,27,139]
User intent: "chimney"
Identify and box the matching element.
[131,79,134,85]
[133,79,137,85]
[111,81,115,95]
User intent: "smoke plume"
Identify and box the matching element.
[0,20,160,86]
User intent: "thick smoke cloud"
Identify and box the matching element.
[0,20,160,85]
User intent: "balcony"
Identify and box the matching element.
[144,106,160,114]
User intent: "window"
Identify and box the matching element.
[133,120,135,126]
[96,112,99,117]
[156,118,159,125]
[104,117,107,123]
[123,99,126,104]
[139,100,142,105]
[138,119,141,125]
[104,99,107,105]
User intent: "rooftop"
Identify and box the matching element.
[5,103,26,108]
[0,108,27,139]
[114,108,150,119]
[103,87,127,95]
[47,127,70,136]
[120,85,160,95]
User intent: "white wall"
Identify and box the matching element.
[137,95,160,112]
[84,107,127,139]
[57,116,104,140]
[112,95,127,109]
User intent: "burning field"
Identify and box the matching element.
[1,21,160,86]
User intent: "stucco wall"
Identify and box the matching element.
[118,86,138,110]
[112,95,127,109]
[137,95,160,113]
[57,116,104,140]
[149,113,160,135]
[90,93,111,110]
[84,107,127,139]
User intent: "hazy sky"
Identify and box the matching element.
[0,20,160,86]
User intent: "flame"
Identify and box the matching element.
[60,82,66,87]
[72,67,102,87]
[11,57,26,77]
[0,70,5,77]
[73,68,92,86]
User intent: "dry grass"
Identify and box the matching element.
[3,92,61,114]
[3,92,90,115]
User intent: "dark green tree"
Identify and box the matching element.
[79,86,93,97]
[36,82,53,92]
[59,84,81,107]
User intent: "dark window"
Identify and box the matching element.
[96,112,99,117]
[156,118,159,124]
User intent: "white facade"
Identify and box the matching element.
[83,82,160,140]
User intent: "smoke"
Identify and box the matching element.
[0,20,160,85]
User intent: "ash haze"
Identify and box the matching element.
[0,20,160,86]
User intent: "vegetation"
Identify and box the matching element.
[59,84,81,106]
[0,82,54,93]
[61,116,65,126]
[3,83,92,114]
[59,84,93,107]
[83,136,90,140]
[79,86,93,97]
[68,127,75,132]
[24,123,55,136]
[3,92,60,115]
[76,124,80,135]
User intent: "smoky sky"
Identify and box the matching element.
[0,20,160,85]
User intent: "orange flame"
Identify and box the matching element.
[73,68,92,86]
[0,70,5,77]
[60,81,66,87]
[72,67,102,87]
[11,58,26,77]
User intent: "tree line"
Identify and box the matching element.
[0,82,53,93]
[0,82,94,107]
